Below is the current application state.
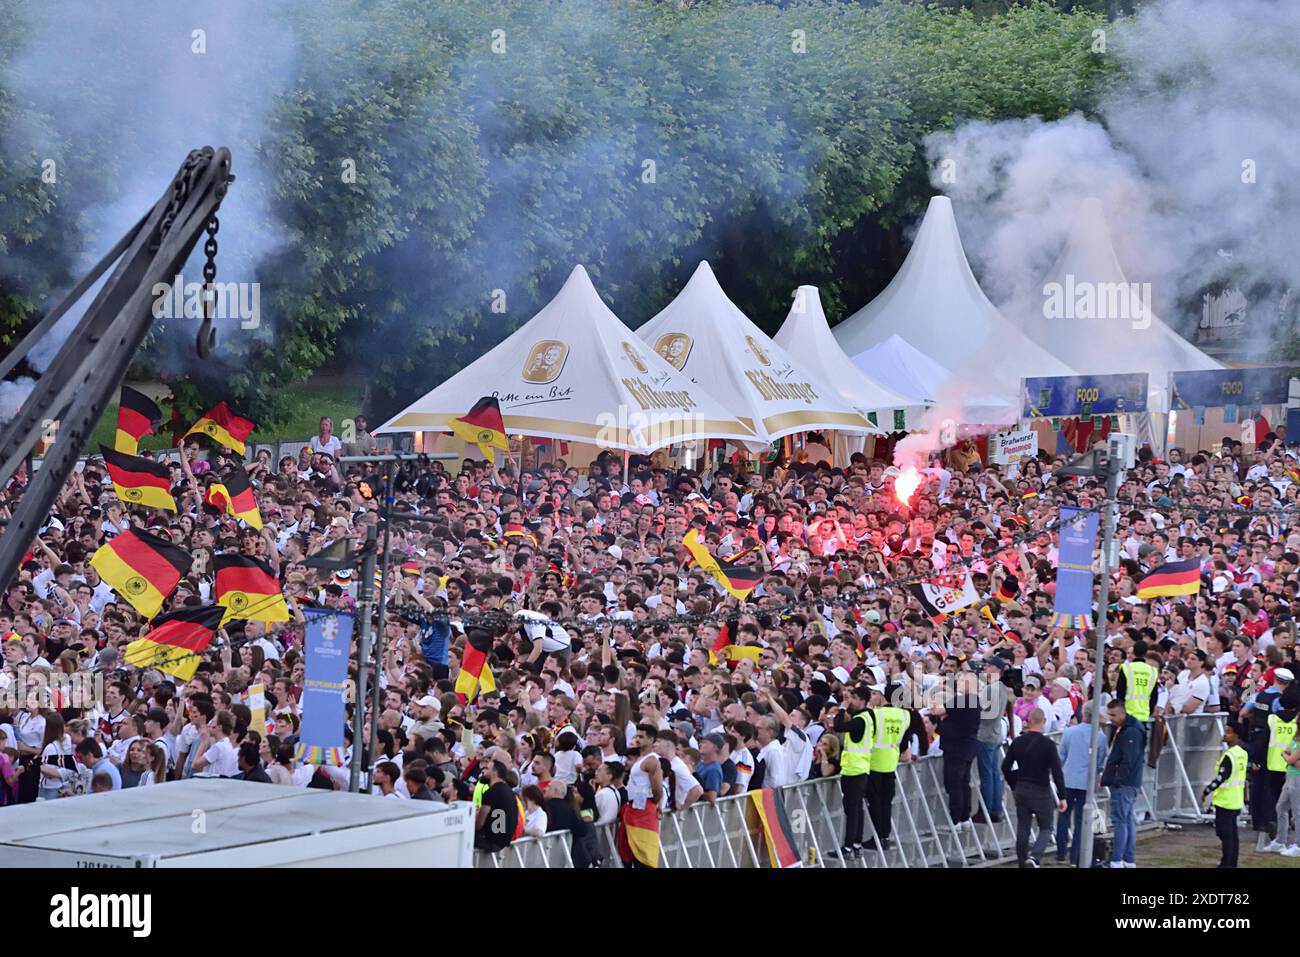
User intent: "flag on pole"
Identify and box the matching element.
[123,604,224,681]
[185,400,256,454]
[89,529,192,619]
[682,528,764,600]
[204,464,263,528]
[213,553,290,624]
[114,386,163,454]
[455,627,496,701]
[100,446,176,511]
[449,396,509,463]
[909,569,979,622]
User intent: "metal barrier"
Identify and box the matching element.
[476,714,1229,868]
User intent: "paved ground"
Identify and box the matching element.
[995,822,1300,868]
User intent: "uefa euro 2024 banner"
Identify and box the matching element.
[1052,506,1100,630]
[301,609,353,749]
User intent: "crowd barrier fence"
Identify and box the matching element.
[474,714,1231,869]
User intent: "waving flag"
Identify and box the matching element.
[1136,559,1201,600]
[214,553,289,624]
[124,604,224,681]
[204,464,263,529]
[455,627,497,702]
[683,528,765,600]
[748,789,802,868]
[186,400,256,454]
[100,446,176,511]
[90,529,192,619]
[449,396,509,463]
[114,386,163,454]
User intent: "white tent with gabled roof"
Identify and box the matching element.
[832,196,1075,415]
[773,285,928,431]
[999,197,1220,411]
[376,265,758,453]
[636,261,874,443]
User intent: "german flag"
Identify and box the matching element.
[616,799,660,868]
[204,464,262,529]
[748,788,802,868]
[449,396,509,464]
[185,400,256,454]
[717,644,764,665]
[1136,558,1202,600]
[213,553,289,624]
[100,446,176,511]
[114,386,162,455]
[455,627,496,701]
[503,523,539,548]
[708,621,733,665]
[89,529,192,619]
[123,604,224,681]
[401,561,422,577]
[994,574,1020,604]
[683,528,764,600]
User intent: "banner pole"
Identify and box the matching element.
[1078,450,1121,867]
[349,523,378,793]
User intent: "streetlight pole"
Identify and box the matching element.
[1077,447,1122,868]
[349,523,378,793]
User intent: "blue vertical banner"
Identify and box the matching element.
[1052,506,1100,629]
[300,608,353,750]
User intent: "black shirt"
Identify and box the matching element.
[1001,731,1065,793]
[476,780,519,852]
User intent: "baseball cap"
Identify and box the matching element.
[830,666,851,684]
[608,545,623,561]
[1024,674,1043,689]
[413,695,441,710]
[1275,668,1295,683]
[863,609,882,624]
[1053,677,1072,691]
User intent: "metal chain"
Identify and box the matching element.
[155,148,206,249]
[202,215,219,284]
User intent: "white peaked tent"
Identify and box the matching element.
[1001,197,1220,411]
[773,285,928,430]
[831,196,1075,403]
[376,265,758,453]
[637,262,873,442]
[852,334,1016,426]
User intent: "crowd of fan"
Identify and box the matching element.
[1,417,1299,866]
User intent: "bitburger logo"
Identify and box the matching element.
[522,340,568,384]
[745,335,771,366]
[653,332,692,370]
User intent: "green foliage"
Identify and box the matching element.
[0,0,1117,426]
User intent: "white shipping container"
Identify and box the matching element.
[0,779,473,868]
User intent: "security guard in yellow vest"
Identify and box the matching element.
[1203,722,1249,868]
[1261,710,1298,852]
[832,685,874,860]
[1116,648,1159,724]
[865,685,913,851]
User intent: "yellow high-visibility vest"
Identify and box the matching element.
[473,780,488,808]
[1122,661,1156,722]
[869,707,909,773]
[841,711,873,776]
[1212,745,1248,811]
[1267,714,1298,772]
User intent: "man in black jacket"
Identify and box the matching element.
[934,669,982,829]
[1002,708,1067,868]
[235,742,272,783]
[1102,700,1147,868]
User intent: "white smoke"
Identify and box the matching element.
[926,0,1300,341]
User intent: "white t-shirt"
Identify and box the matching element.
[1168,672,1210,714]
[311,434,343,456]
[554,749,582,785]
[197,736,239,777]
[783,726,813,783]
[661,754,701,809]
[758,739,791,788]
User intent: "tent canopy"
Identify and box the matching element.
[832,196,1075,398]
[1000,197,1220,411]
[773,285,927,430]
[377,265,758,453]
[637,262,873,442]
[852,335,1016,427]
